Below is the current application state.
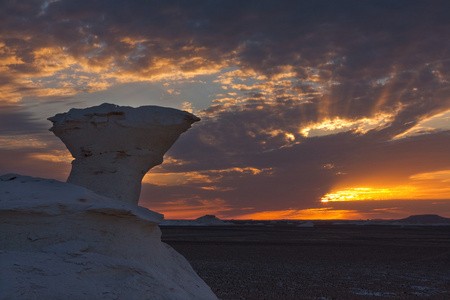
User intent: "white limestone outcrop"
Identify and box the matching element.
[0,174,218,299]
[48,103,200,205]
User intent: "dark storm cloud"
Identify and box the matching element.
[2,0,448,80]
[0,104,47,134]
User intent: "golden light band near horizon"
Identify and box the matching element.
[321,186,417,202]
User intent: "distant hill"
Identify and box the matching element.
[194,215,230,225]
[160,214,231,226]
[397,214,450,224]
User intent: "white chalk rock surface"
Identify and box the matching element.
[48,103,200,205]
[0,174,218,300]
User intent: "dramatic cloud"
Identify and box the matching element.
[1,0,450,218]
[143,129,450,218]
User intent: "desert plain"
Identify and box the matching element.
[161,224,450,299]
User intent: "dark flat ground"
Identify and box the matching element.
[161,225,450,299]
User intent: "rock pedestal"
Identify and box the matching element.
[48,103,200,205]
[0,174,218,300]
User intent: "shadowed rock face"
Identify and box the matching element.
[48,103,200,205]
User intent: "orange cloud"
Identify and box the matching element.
[410,170,450,182]
[28,150,72,164]
[320,169,450,206]
[145,198,232,219]
[300,113,395,137]
[0,135,49,149]
[115,56,227,83]
[235,208,365,220]
[143,166,272,188]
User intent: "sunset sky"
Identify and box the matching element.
[1,0,450,220]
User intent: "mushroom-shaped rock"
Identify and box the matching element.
[48,103,200,205]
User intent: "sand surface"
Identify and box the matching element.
[161,225,450,299]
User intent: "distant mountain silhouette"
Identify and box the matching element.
[397,214,450,224]
[194,215,229,225]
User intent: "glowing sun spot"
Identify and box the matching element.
[321,186,416,202]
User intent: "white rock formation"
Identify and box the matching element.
[48,103,200,205]
[0,174,218,299]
